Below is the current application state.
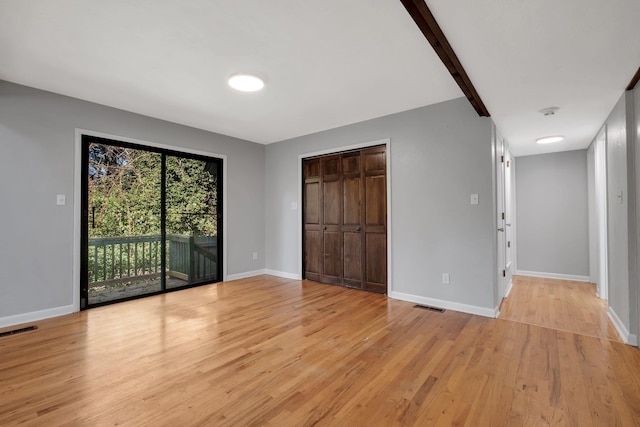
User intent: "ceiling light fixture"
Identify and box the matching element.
[536,136,564,144]
[539,107,559,116]
[228,74,264,92]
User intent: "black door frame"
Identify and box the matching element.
[80,134,223,309]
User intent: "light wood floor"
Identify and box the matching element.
[1,276,639,426]
[500,275,621,342]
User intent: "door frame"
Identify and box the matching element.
[73,129,228,311]
[594,126,609,300]
[494,130,507,304]
[504,147,514,296]
[297,139,392,292]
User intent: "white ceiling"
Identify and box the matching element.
[0,0,462,144]
[427,0,640,156]
[0,1,639,156]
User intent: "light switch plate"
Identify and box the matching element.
[470,194,479,205]
[291,202,298,210]
[56,194,66,206]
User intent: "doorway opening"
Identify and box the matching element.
[501,126,613,340]
[495,131,514,306]
[80,135,223,309]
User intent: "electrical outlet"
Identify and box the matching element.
[252,251,258,261]
[56,194,66,206]
[442,273,450,284]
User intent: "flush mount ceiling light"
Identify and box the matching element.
[228,74,264,92]
[536,136,564,144]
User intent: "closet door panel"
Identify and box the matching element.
[323,181,341,226]
[304,230,321,281]
[365,233,386,293]
[343,231,362,287]
[323,231,342,285]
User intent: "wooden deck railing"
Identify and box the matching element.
[88,234,217,288]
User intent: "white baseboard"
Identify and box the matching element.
[389,291,498,318]
[515,270,591,282]
[607,307,638,346]
[224,269,302,282]
[505,278,514,297]
[265,269,301,280]
[0,304,76,329]
[226,269,267,281]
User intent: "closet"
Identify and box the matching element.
[303,145,387,293]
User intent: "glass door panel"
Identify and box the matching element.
[85,142,162,305]
[165,155,220,288]
[82,136,223,309]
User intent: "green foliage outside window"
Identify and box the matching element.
[88,143,218,238]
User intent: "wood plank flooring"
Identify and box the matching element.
[1,275,639,426]
[500,275,621,342]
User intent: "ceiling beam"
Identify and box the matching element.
[399,0,490,117]
[626,67,640,90]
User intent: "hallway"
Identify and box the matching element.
[500,275,621,342]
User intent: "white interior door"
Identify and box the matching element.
[496,134,507,300]
[504,149,513,293]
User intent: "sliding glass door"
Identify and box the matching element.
[165,155,220,288]
[81,135,222,309]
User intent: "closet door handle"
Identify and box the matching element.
[323,226,327,230]
[356,227,361,232]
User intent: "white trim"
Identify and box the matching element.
[595,126,609,300]
[515,270,591,282]
[265,269,301,280]
[73,132,82,312]
[297,138,392,291]
[495,131,507,303]
[74,129,229,312]
[490,124,499,305]
[231,267,390,282]
[389,291,498,318]
[512,156,519,274]
[0,305,75,329]
[505,278,514,297]
[226,269,266,281]
[608,307,638,345]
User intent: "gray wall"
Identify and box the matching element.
[0,81,265,320]
[265,98,496,311]
[515,150,589,276]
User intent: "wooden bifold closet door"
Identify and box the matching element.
[303,145,387,293]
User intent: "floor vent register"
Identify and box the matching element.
[0,325,38,338]
[413,304,445,313]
